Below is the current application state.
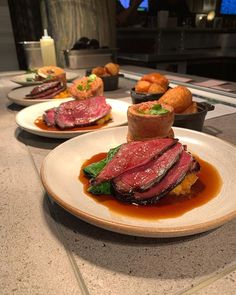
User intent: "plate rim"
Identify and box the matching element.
[40,126,236,237]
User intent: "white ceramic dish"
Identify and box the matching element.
[11,71,78,85]
[7,85,73,107]
[16,99,130,138]
[40,126,236,238]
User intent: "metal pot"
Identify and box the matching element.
[19,41,43,70]
[63,48,117,69]
[174,102,215,131]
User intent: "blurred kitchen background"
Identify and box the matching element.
[1,0,236,81]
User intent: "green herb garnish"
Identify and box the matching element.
[83,145,121,195]
[46,74,54,80]
[83,145,121,178]
[77,74,97,91]
[88,74,97,82]
[88,182,111,195]
[138,104,169,116]
[26,69,38,74]
[77,84,84,91]
[85,83,91,90]
[149,104,169,115]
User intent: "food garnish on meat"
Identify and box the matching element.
[83,138,200,205]
[43,96,112,129]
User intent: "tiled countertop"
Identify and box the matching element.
[1,68,236,295]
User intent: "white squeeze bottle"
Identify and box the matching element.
[40,29,57,66]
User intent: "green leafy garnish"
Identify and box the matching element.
[83,158,107,178]
[26,77,34,82]
[88,182,112,195]
[83,145,121,195]
[46,74,53,80]
[138,104,169,116]
[77,74,97,91]
[85,83,91,90]
[83,145,121,178]
[77,84,84,91]
[26,69,38,74]
[88,74,97,82]
[149,104,169,115]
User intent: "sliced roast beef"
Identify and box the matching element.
[113,142,183,194]
[55,96,111,129]
[26,82,65,99]
[43,108,57,127]
[94,138,178,185]
[27,81,61,96]
[29,85,65,99]
[112,151,196,205]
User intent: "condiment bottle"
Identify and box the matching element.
[40,29,57,66]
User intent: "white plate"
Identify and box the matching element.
[10,71,78,86]
[16,99,130,138]
[40,126,236,238]
[7,85,72,107]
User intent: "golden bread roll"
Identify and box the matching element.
[92,66,107,77]
[127,101,174,141]
[104,63,120,76]
[148,83,166,94]
[141,72,169,91]
[158,86,192,113]
[179,102,198,114]
[135,80,151,93]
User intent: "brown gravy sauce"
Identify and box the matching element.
[79,153,222,220]
[34,117,109,131]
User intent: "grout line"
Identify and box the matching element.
[46,197,90,295]
[177,263,236,295]
[27,148,90,295]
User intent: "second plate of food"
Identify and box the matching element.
[10,71,78,86]
[16,98,130,138]
[7,84,72,107]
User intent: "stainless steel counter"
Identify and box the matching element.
[1,68,236,295]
